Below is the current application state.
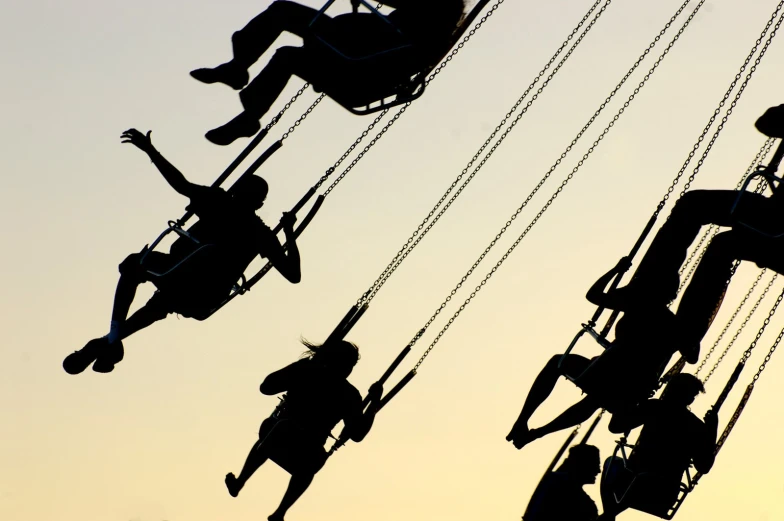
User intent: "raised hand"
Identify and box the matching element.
[121,128,155,154]
[280,211,298,231]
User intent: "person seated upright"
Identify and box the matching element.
[506,258,696,450]
[629,104,784,350]
[600,373,718,521]
[224,339,383,521]
[62,129,301,375]
[190,0,466,145]
[523,444,601,521]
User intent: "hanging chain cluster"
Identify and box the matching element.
[410,0,708,372]
[657,3,784,212]
[357,0,612,305]
[700,272,778,384]
[751,299,784,381]
[740,288,784,367]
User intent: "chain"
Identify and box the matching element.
[410,0,709,371]
[357,0,612,304]
[312,0,505,198]
[657,2,784,211]
[741,288,784,364]
[753,323,784,381]
[700,271,777,383]
[280,92,326,141]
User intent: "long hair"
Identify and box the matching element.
[301,338,360,368]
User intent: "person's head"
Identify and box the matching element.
[661,373,705,407]
[558,444,601,485]
[232,175,269,211]
[302,338,360,379]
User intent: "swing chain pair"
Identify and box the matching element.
[360,0,612,306]
[411,0,707,371]
[698,270,777,383]
[742,287,784,364]
[752,321,784,381]
[658,3,784,211]
[281,91,326,142]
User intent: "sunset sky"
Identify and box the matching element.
[3,1,784,520]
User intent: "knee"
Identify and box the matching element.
[671,190,703,216]
[119,253,143,277]
[545,355,563,371]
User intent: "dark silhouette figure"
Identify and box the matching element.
[506,259,696,450]
[632,104,784,350]
[523,444,601,521]
[225,339,382,521]
[62,129,301,374]
[600,373,718,520]
[191,0,466,145]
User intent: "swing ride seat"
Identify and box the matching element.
[730,167,784,239]
[604,439,694,520]
[558,323,612,383]
[305,0,490,115]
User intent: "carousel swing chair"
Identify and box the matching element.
[306,0,492,115]
[249,341,415,475]
[730,124,784,239]
[137,140,324,321]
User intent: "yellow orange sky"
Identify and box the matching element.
[3,1,784,520]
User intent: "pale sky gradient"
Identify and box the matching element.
[3,1,784,521]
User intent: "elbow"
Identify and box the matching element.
[287,271,301,284]
[259,379,276,395]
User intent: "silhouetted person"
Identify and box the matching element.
[225,339,382,521]
[632,104,784,350]
[600,373,717,520]
[524,444,601,521]
[62,129,301,374]
[506,258,697,450]
[191,0,466,145]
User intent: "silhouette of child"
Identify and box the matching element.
[506,258,696,449]
[225,339,382,521]
[600,373,718,520]
[524,444,602,521]
[62,129,301,374]
[191,0,466,145]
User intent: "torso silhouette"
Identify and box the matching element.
[524,471,598,521]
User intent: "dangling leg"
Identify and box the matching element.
[226,438,270,497]
[529,396,601,441]
[63,252,160,374]
[191,1,323,90]
[633,191,763,284]
[206,46,312,145]
[507,354,590,448]
[268,472,315,521]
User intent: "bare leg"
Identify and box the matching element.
[269,472,315,521]
[120,292,171,340]
[531,396,600,440]
[226,438,270,497]
[507,355,590,446]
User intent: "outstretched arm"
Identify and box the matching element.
[344,382,384,442]
[586,257,632,309]
[264,212,301,284]
[121,129,199,198]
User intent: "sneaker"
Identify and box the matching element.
[755,104,784,138]
[63,338,107,374]
[190,63,249,90]
[92,339,124,373]
[225,473,241,498]
[205,112,261,146]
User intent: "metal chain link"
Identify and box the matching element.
[700,272,778,383]
[411,0,708,371]
[280,92,327,141]
[657,3,784,210]
[358,0,612,304]
[753,322,784,381]
[261,83,313,139]
[741,288,784,365]
[677,139,775,280]
[310,0,505,197]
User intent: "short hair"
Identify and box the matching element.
[234,175,269,201]
[664,373,705,401]
[560,444,600,472]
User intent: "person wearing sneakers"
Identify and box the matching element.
[190,0,465,145]
[629,104,784,351]
[505,258,696,450]
[225,339,382,521]
[62,128,301,374]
